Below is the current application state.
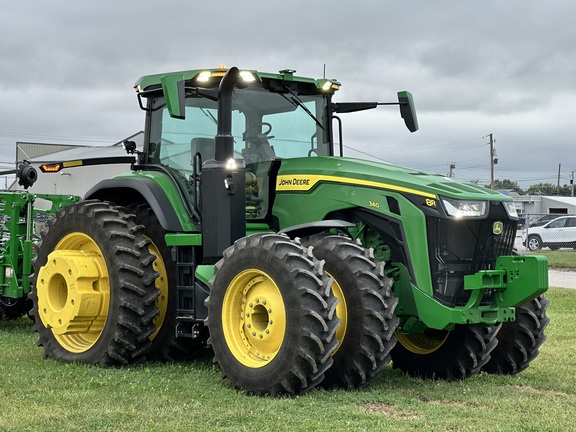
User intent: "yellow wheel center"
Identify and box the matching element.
[149,242,168,340]
[222,271,286,368]
[36,233,109,353]
[395,331,450,355]
[328,273,347,355]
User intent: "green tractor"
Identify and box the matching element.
[31,67,549,395]
[0,163,79,321]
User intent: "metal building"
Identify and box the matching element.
[10,132,143,203]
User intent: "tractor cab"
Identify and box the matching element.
[138,68,335,223]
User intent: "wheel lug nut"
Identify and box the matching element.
[247,323,251,328]
[265,329,270,334]
[252,331,257,336]
[268,308,272,313]
[249,303,253,307]
[255,298,260,303]
[259,334,263,338]
[262,300,266,305]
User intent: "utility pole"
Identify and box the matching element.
[570,170,574,197]
[489,133,497,189]
[448,162,455,178]
[556,163,561,195]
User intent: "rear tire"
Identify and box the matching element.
[482,295,550,375]
[31,200,160,366]
[392,324,499,380]
[302,234,398,389]
[128,204,207,361]
[206,233,339,396]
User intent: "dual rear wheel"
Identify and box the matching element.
[31,201,159,365]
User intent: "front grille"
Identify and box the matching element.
[426,202,517,307]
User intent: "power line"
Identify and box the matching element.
[0,130,117,144]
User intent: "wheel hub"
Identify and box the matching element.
[223,271,286,367]
[396,331,450,355]
[149,242,168,340]
[327,272,347,355]
[37,250,109,336]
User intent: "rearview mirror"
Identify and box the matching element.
[397,91,419,132]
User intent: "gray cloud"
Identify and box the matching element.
[1,0,574,188]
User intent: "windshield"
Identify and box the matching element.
[147,87,331,175]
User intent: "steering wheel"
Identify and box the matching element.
[246,122,273,137]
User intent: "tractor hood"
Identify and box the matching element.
[276,157,510,202]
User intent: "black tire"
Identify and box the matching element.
[482,295,550,375]
[206,233,339,396]
[548,245,561,251]
[302,234,398,389]
[30,200,160,366]
[128,204,207,361]
[0,297,32,320]
[527,235,542,251]
[392,324,499,380]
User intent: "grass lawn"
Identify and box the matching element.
[1,288,574,432]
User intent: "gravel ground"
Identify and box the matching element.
[549,269,576,290]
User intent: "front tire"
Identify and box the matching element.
[392,325,499,380]
[206,233,339,396]
[482,295,550,375]
[302,234,398,389]
[31,200,160,366]
[527,235,542,251]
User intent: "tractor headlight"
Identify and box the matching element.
[442,197,488,219]
[503,201,519,219]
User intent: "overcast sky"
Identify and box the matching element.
[1,0,574,189]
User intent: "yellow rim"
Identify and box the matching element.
[395,331,450,355]
[149,242,168,340]
[36,232,110,353]
[328,272,347,355]
[222,269,286,368]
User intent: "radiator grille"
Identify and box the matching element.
[426,202,517,306]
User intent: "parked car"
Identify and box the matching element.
[522,216,576,250]
[529,214,564,227]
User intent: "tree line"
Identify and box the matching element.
[491,179,574,196]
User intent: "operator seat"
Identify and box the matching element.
[242,135,275,165]
[242,135,277,220]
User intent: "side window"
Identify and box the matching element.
[548,218,567,228]
[566,218,576,228]
[159,107,218,173]
[262,100,328,158]
[263,110,316,158]
[154,105,245,174]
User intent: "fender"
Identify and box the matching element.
[279,219,356,239]
[85,178,184,231]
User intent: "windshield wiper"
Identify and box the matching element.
[280,86,325,130]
